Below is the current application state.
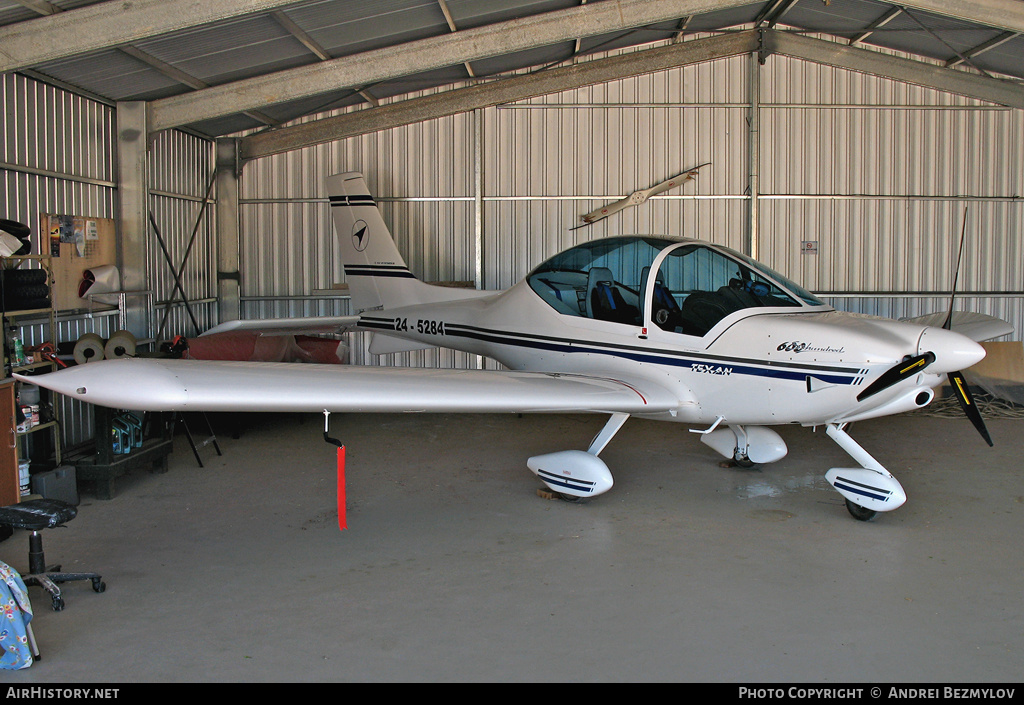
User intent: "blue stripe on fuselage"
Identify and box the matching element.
[359,318,865,386]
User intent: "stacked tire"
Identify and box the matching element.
[2,267,49,312]
[0,219,47,311]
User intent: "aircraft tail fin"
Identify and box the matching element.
[327,172,484,313]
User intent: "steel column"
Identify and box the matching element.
[115,101,150,338]
[215,138,241,325]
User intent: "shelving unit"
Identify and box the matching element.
[71,407,173,500]
[2,255,62,483]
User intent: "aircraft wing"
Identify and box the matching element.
[201,315,361,337]
[18,358,681,415]
[903,311,1014,342]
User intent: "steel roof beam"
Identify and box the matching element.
[147,0,754,133]
[5,0,1024,83]
[754,0,799,29]
[945,31,1020,68]
[897,0,1024,36]
[848,6,903,46]
[0,0,303,74]
[239,30,760,161]
[437,0,476,78]
[766,30,1024,110]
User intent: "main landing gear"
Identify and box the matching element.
[527,413,629,501]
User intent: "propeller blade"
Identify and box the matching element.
[644,163,708,198]
[943,206,969,331]
[576,162,710,228]
[857,352,936,402]
[578,194,636,226]
[934,207,993,445]
[947,369,994,446]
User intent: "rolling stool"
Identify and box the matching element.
[0,498,105,611]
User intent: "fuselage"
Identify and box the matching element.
[358,237,984,427]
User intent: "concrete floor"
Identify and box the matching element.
[1,410,1021,683]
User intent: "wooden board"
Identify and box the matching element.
[0,381,20,507]
[976,341,1024,385]
[39,213,118,312]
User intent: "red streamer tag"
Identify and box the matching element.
[337,445,347,531]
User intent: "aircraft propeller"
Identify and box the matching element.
[856,206,991,442]
[856,352,935,402]
[574,162,709,229]
[940,207,994,446]
[856,207,993,445]
[946,368,993,446]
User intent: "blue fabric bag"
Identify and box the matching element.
[0,561,33,669]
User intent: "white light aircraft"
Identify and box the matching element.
[22,172,1013,521]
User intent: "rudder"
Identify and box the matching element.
[327,171,494,315]
[327,171,421,313]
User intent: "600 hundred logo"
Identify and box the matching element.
[777,341,846,354]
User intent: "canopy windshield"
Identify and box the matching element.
[526,237,824,336]
[527,237,678,324]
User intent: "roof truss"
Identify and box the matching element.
[239,29,762,160]
[237,27,1024,161]
[146,0,753,133]
[3,0,1024,144]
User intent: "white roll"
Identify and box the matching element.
[73,333,105,364]
[104,330,137,360]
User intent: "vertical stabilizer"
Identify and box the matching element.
[327,172,489,313]
[327,172,420,313]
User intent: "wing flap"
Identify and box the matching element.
[19,358,680,415]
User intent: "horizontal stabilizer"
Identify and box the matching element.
[202,316,360,337]
[368,332,438,355]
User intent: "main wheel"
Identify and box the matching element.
[845,499,877,522]
[732,450,757,469]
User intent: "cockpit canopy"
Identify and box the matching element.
[526,236,825,336]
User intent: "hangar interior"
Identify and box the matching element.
[0,0,1023,682]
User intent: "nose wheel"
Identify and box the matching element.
[845,499,877,522]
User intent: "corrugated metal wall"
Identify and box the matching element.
[239,44,1023,362]
[1,74,217,447]
[1,73,118,448]
[759,52,1024,331]
[148,128,218,340]
[240,113,478,368]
